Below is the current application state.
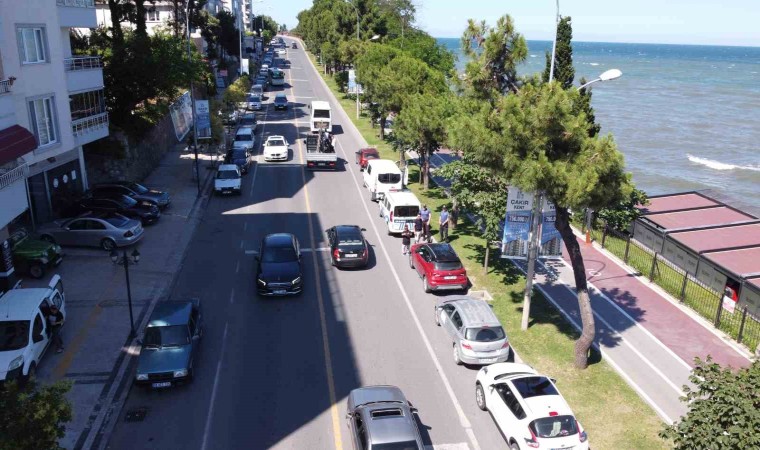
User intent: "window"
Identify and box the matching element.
[143,325,190,347]
[17,27,47,63]
[67,220,88,231]
[28,96,58,147]
[465,326,506,342]
[496,384,527,419]
[529,416,579,438]
[146,8,159,22]
[378,173,401,184]
[0,320,30,351]
[33,314,44,339]
[394,205,420,218]
[69,90,106,122]
[451,312,463,330]
[354,416,367,450]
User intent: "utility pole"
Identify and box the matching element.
[186,3,200,196]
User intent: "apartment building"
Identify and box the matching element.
[0,0,108,237]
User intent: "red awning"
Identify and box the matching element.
[0,125,36,165]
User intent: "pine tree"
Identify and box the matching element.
[543,16,575,89]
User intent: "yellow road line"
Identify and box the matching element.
[288,55,344,450]
[52,303,104,380]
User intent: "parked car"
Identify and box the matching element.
[233,126,255,153]
[222,109,238,126]
[263,135,289,162]
[409,242,468,293]
[0,276,66,384]
[434,296,510,365]
[247,94,262,111]
[135,299,203,388]
[475,363,589,450]
[38,213,144,251]
[225,148,253,174]
[273,93,288,110]
[326,225,369,269]
[255,233,303,296]
[256,75,268,88]
[238,112,257,128]
[80,194,160,225]
[355,147,379,171]
[92,181,171,209]
[292,42,297,49]
[9,228,63,279]
[214,164,242,195]
[346,386,424,450]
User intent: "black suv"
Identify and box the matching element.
[80,194,161,224]
[92,181,171,209]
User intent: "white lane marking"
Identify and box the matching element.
[245,250,258,255]
[425,444,470,450]
[244,247,328,254]
[243,221,248,231]
[201,322,229,450]
[334,139,481,450]
[235,260,240,274]
[240,240,244,249]
[229,288,235,304]
[289,78,309,82]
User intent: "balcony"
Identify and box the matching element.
[0,164,30,228]
[57,0,97,28]
[72,112,109,146]
[64,56,104,92]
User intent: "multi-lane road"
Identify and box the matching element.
[106,38,509,449]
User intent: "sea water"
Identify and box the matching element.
[437,38,760,208]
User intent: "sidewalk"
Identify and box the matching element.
[22,143,216,449]
[417,149,753,423]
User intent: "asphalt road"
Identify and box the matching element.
[106,39,507,450]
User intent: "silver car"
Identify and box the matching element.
[38,213,144,251]
[435,296,511,366]
[346,386,424,450]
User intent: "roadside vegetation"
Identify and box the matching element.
[0,380,72,450]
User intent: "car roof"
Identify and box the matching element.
[0,288,54,320]
[521,390,574,419]
[236,127,254,135]
[438,296,500,328]
[367,159,401,171]
[311,100,330,110]
[218,164,239,171]
[386,190,420,206]
[266,135,286,142]
[275,93,287,98]
[263,233,295,247]
[148,301,192,327]
[349,386,419,446]
[360,147,379,154]
[427,243,459,261]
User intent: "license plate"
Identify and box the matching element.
[152,382,171,388]
[445,276,457,280]
[345,254,358,258]
[273,289,287,295]
[479,358,497,363]
[317,162,327,166]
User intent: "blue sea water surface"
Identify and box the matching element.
[437,38,760,208]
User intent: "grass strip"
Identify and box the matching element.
[308,52,670,449]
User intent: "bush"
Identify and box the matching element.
[0,380,73,450]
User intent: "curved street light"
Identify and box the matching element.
[579,68,623,90]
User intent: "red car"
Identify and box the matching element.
[355,147,380,171]
[409,243,468,293]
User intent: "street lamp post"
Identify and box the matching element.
[185,4,201,196]
[110,248,140,339]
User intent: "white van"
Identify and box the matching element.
[310,100,332,132]
[380,190,421,235]
[363,159,405,202]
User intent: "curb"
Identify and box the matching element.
[79,166,216,450]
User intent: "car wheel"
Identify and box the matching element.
[370,191,376,202]
[509,442,520,450]
[408,253,414,269]
[29,263,45,279]
[101,238,116,251]
[22,363,37,387]
[435,308,440,326]
[40,234,56,245]
[453,344,463,365]
[423,276,432,293]
[475,382,487,411]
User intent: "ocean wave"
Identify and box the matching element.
[687,154,760,172]
[530,54,537,58]
[589,62,600,66]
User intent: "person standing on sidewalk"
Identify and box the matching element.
[420,204,431,242]
[413,213,424,243]
[439,206,450,242]
[47,304,65,353]
[401,225,414,255]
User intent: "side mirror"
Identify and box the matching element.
[361,228,367,231]
[551,378,557,384]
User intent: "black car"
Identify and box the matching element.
[326,225,369,269]
[92,181,171,209]
[238,112,257,128]
[225,148,253,174]
[273,94,288,111]
[255,75,268,89]
[256,233,303,296]
[292,43,297,49]
[80,194,160,225]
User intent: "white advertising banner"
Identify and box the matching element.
[169,91,193,142]
[539,198,563,258]
[501,187,534,259]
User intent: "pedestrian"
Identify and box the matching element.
[401,225,413,255]
[47,304,64,353]
[439,205,450,242]
[420,204,431,242]
[413,213,424,243]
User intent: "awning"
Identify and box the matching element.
[0,125,36,166]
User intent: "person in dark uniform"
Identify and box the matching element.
[48,305,64,353]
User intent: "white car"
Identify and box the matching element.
[475,363,589,450]
[263,135,289,162]
[214,164,242,195]
[247,94,262,111]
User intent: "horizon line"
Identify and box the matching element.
[432,36,760,49]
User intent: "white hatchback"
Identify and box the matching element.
[475,363,589,450]
[263,135,289,162]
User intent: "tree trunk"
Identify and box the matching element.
[379,116,386,139]
[483,243,489,273]
[555,205,595,369]
[134,0,149,39]
[423,145,430,190]
[107,0,124,47]
[173,0,181,38]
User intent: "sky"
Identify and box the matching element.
[270,0,760,47]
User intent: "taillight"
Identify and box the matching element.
[308,161,314,167]
[524,427,540,448]
[501,341,510,349]
[390,211,394,222]
[461,343,472,350]
[362,247,368,258]
[329,162,335,166]
[549,411,559,416]
[124,230,134,237]
[578,421,587,443]
[333,248,340,260]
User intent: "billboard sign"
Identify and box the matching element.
[195,100,211,139]
[501,187,534,259]
[538,198,563,258]
[347,69,363,95]
[241,58,250,75]
[169,91,193,142]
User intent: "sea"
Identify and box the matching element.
[436,38,760,209]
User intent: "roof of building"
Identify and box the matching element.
[703,247,760,278]
[669,223,760,253]
[644,207,754,231]
[640,193,719,215]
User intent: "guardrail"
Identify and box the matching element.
[0,164,28,191]
[0,79,12,94]
[64,56,102,71]
[56,0,95,7]
[72,112,109,136]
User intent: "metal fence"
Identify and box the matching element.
[64,56,102,71]
[56,0,95,7]
[597,224,760,352]
[0,164,28,191]
[0,78,12,94]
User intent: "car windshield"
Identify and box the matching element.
[231,150,247,159]
[217,170,239,180]
[143,325,190,347]
[394,206,419,218]
[378,173,401,184]
[511,376,559,398]
[119,195,138,207]
[128,183,149,194]
[249,96,260,103]
[275,97,287,103]
[105,216,130,228]
[313,109,330,118]
[529,415,578,439]
[267,139,286,147]
[0,320,30,351]
[434,261,462,271]
[337,230,363,245]
[240,114,256,125]
[236,134,253,142]
[262,245,297,263]
[373,442,421,450]
[465,326,505,342]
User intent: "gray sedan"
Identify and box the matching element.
[38,213,144,251]
[346,385,424,450]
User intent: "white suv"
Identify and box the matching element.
[475,363,589,450]
[0,276,67,383]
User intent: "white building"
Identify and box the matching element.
[0,1,108,253]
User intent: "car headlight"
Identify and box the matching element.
[173,369,188,378]
[8,355,23,371]
[54,245,62,253]
[40,257,49,264]
[136,373,148,381]
[291,276,301,285]
[257,278,267,286]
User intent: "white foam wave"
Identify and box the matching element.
[687,154,760,172]
[530,54,537,58]
[589,62,600,66]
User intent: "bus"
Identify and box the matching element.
[270,68,285,86]
[310,101,332,133]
